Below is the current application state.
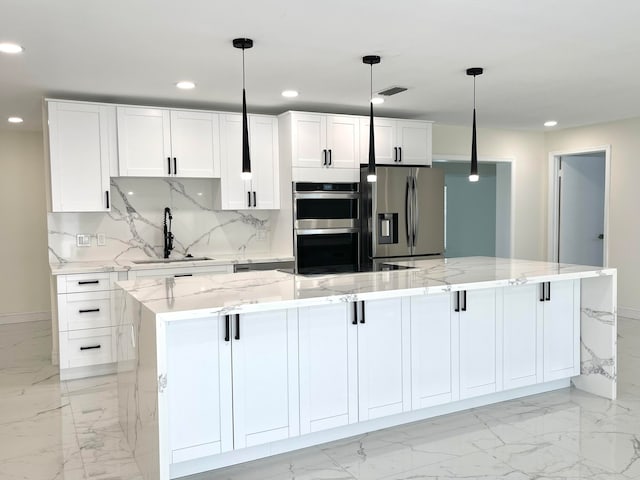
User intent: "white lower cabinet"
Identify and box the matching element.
[298,303,358,434]
[410,293,458,408]
[457,288,498,399]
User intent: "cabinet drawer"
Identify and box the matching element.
[59,272,113,294]
[131,265,232,279]
[59,327,114,368]
[59,291,112,331]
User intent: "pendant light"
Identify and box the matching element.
[363,55,381,183]
[233,38,253,180]
[466,67,483,182]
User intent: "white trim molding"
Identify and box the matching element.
[0,311,51,325]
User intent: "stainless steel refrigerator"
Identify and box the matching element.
[360,165,444,262]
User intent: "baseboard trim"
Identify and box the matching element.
[618,306,640,320]
[0,311,50,325]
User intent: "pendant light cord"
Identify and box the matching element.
[242,47,246,90]
[370,64,373,100]
[473,75,476,110]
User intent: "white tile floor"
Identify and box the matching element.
[1,318,639,480]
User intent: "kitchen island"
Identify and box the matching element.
[115,256,617,480]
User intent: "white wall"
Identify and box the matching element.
[0,130,50,317]
[545,118,640,318]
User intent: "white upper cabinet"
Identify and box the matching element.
[360,118,432,166]
[48,101,116,212]
[218,113,280,210]
[117,106,220,178]
[283,112,360,182]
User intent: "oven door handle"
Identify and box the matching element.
[295,227,360,235]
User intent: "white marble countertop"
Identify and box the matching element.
[49,253,295,275]
[115,256,616,321]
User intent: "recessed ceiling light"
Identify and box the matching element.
[544,120,558,127]
[176,81,196,90]
[281,90,299,98]
[0,42,24,54]
[8,117,23,123]
[370,97,385,105]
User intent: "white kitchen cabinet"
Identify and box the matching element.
[231,309,299,448]
[117,106,220,178]
[357,298,410,420]
[359,118,432,166]
[47,101,116,212]
[410,293,458,409]
[218,114,280,210]
[283,112,360,182]
[298,303,358,434]
[167,317,233,463]
[543,280,580,381]
[457,288,498,399]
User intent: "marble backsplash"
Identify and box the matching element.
[48,177,285,263]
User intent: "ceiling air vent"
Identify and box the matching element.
[378,86,407,96]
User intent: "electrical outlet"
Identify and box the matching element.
[76,234,91,247]
[97,233,106,246]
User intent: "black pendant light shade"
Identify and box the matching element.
[363,55,381,183]
[234,38,253,180]
[466,67,483,183]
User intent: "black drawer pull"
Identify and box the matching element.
[224,315,230,342]
[545,282,551,301]
[173,157,177,175]
[235,314,240,340]
[461,290,467,312]
[253,191,257,207]
[454,291,460,312]
[78,280,100,285]
[398,146,402,162]
[167,157,171,175]
[80,345,101,351]
[352,302,358,325]
[360,301,365,324]
[78,308,100,314]
[328,149,332,166]
[174,274,193,278]
[540,283,545,302]
[105,191,110,209]
[247,191,251,208]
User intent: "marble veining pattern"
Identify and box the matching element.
[2,317,639,479]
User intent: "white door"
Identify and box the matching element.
[219,114,252,210]
[358,298,410,420]
[249,115,280,209]
[410,293,456,409]
[170,110,220,178]
[558,154,606,266]
[298,304,358,434]
[458,288,497,399]
[291,113,326,169]
[232,310,299,449]
[166,317,232,463]
[502,284,541,390]
[117,107,172,177]
[48,101,114,212]
[359,117,396,165]
[543,280,580,381]
[326,115,360,169]
[397,120,432,166]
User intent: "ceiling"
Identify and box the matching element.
[2,0,640,132]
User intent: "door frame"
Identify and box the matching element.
[433,154,515,258]
[547,145,611,266]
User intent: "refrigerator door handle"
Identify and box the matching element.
[412,176,419,247]
[405,176,412,247]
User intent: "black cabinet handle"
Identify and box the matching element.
[322,149,327,166]
[454,291,460,312]
[105,191,109,209]
[234,314,240,340]
[80,345,101,351]
[461,290,467,311]
[398,147,402,162]
[328,149,332,166]
[352,302,358,325]
[247,191,251,208]
[174,274,192,278]
[540,283,546,302]
[173,157,177,175]
[253,191,257,207]
[224,315,230,342]
[545,282,551,301]
[78,280,99,285]
[360,301,365,324]
[167,157,171,175]
[394,147,398,162]
[78,308,100,314]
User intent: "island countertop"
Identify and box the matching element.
[115,256,616,320]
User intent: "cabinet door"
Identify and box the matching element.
[48,101,114,212]
[249,115,280,209]
[459,288,497,399]
[166,317,233,463]
[232,309,299,449]
[219,114,252,210]
[326,115,360,169]
[170,110,220,178]
[410,293,456,409]
[298,304,358,434]
[397,121,432,166]
[358,298,410,420]
[291,113,326,169]
[502,284,541,390]
[359,117,396,165]
[543,280,580,381]
[117,107,171,177]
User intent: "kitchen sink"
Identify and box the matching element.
[131,257,213,264]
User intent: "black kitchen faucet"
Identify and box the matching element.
[163,207,174,259]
